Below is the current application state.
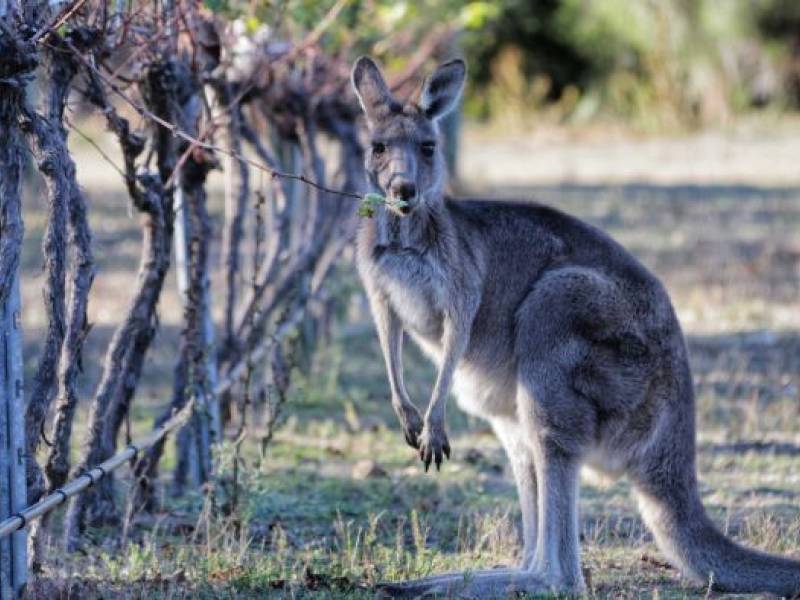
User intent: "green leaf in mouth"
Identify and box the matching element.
[358,193,410,218]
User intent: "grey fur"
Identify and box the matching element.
[352,56,800,597]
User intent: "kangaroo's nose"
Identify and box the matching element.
[391,181,417,202]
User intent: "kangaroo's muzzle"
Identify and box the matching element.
[389,179,417,215]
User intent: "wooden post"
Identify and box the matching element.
[173,186,200,486]
[173,182,219,488]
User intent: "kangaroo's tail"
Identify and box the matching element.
[628,346,800,596]
[634,454,800,595]
[636,485,800,595]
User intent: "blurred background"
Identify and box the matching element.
[346,0,800,184]
[239,0,800,128]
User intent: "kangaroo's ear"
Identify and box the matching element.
[420,59,466,120]
[351,56,397,124]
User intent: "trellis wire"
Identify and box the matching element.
[0,289,306,546]
[0,398,195,542]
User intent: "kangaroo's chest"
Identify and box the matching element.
[387,285,443,339]
[372,248,446,339]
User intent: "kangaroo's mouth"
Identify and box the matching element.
[386,196,415,217]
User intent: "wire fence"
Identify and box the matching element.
[0,276,311,539]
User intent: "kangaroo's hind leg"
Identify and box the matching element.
[508,268,621,593]
[490,416,538,568]
[515,365,588,593]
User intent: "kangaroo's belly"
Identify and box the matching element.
[452,365,517,419]
[404,329,516,420]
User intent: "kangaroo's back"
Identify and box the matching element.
[446,197,675,342]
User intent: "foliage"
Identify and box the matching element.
[203,0,800,131]
[455,0,792,128]
[357,193,408,219]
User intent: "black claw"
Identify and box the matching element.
[424,459,430,472]
[443,442,451,460]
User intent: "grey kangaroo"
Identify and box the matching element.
[351,56,800,597]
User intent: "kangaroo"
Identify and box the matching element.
[351,56,800,598]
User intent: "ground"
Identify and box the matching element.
[19,124,800,598]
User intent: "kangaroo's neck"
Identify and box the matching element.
[377,197,454,251]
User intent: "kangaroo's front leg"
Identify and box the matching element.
[419,315,470,471]
[368,292,423,448]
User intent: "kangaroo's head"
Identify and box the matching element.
[351,56,466,215]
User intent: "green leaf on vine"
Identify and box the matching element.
[358,193,386,218]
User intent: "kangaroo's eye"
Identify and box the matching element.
[421,141,436,157]
[372,142,386,155]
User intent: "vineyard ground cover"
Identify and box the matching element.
[19,128,800,598]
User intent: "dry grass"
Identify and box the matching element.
[18,132,800,598]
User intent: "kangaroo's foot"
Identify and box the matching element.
[375,567,582,599]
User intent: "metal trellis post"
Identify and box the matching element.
[0,272,26,598]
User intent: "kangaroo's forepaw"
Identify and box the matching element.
[418,422,450,472]
[401,412,423,449]
[394,401,424,449]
